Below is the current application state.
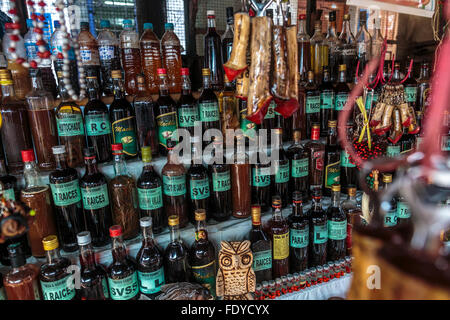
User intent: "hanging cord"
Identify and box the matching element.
[400,59,414,84]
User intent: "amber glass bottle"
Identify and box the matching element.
[288,191,309,272]
[249,205,272,284]
[267,196,289,278]
[231,136,251,219]
[305,124,325,193]
[140,23,162,95]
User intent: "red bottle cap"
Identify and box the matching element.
[21,149,35,162]
[157,68,167,75]
[111,143,123,151]
[109,225,122,237]
[299,14,306,20]
[181,68,189,76]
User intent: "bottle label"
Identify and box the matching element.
[156,111,177,148]
[178,107,199,128]
[335,93,349,111]
[79,48,100,65]
[274,161,289,183]
[320,91,335,109]
[325,160,341,188]
[99,45,117,61]
[273,232,289,260]
[212,170,231,192]
[199,102,220,122]
[138,186,163,210]
[252,249,272,272]
[81,184,109,210]
[291,158,309,178]
[85,113,111,136]
[252,167,271,187]
[41,275,76,300]
[56,113,84,137]
[25,42,38,60]
[384,209,398,227]
[306,95,320,114]
[341,150,356,168]
[0,187,15,201]
[264,102,275,119]
[102,277,110,299]
[50,180,81,206]
[386,145,401,157]
[290,227,309,248]
[313,151,325,171]
[365,92,379,110]
[52,45,75,60]
[405,86,417,103]
[191,260,216,297]
[108,272,139,300]
[190,178,210,200]
[138,267,165,294]
[313,224,328,244]
[163,175,186,197]
[328,220,347,240]
[397,201,411,219]
[112,116,138,156]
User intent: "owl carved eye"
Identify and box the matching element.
[241,254,251,265]
[221,255,232,267]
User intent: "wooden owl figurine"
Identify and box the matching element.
[216,240,256,300]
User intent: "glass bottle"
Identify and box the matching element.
[297,14,311,80]
[381,174,398,227]
[77,22,101,84]
[119,19,141,95]
[308,189,327,267]
[20,149,57,258]
[319,66,335,137]
[162,140,188,228]
[416,61,431,113]
[55,71,85,168]
[310,20,326,83]
[267,196,289,278]
[84,75,112,163]
[231,135,251,219]
[198,68,221,145]
[219,75,239,135]
[337,14,356,82]
[325,11,339,83]
[97,19,121,95]
[189,209,216,297]
[107,225,140,300]
[109,143,139,240]
[403,62,418,110]
[271,128,289,208]
[109,70,138,159]
[305,124,325,192]
[140,22,162,95]
[26,68,58,171]
[164,215,190,283]
[323,121,341,196]
[136,217,165,299]
[249,205,272,283]
[0,68,33,174]
[155,68,178,156]
[334,64,351,125]
[80,147,112,247]
[39,235,76,300]
[252,135,272,212]
[0,159,16,201]
[0,273,4,300]
[204,10,224,91]
[340,124,357,193]
[137,146,165,235]
[371,17,384,59]
[222,7,234,63]
[327,185,347,261]
[341,187,362,256]
[355,10,372,79]
[177,68,198,137]
[288,191,309,272]
[49,145,84,252]
[3,243,41,300]
[77,231,109,300]
[305,71,320,139]
[396,191,413,242]
[134,74,158,158]
[161,23,182,94]
[287,130,309,202]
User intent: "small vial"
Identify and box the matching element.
[345,256,352,273]
[268,280,276,299]
[255,284,262,300]
[305,269,312,287]
[316,266,324,284]
[299,271,307,289]
[339,259,345,276]
[323,264,330,282]
[275,278,282,297]
[262,281,269,300]
[287,274,294,293]
[310,267,317,285]
[333,261,341,278]
[281,275,288,294]
[328,262,335,279]
[293,272,300,291]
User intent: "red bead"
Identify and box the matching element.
[38,1,46,6]
[16,57,26,64]
[8,9,17,15]
[4,23,12,30]
[57,53,64,59]
[37,51,51,59]
[9,34,19,42]
[11,23,21,29]
[38,15,45,21]
[8,47,15,52]
[27,0,35,5]
[30,60,38,69]
[33,27,43,34]
[36,39,45,46]
[30,13,38,20]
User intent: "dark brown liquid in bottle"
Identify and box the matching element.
[309,194,327,267]
[287,132,309,202]
[40,252,76,300]
[267,201,289,278]
[187,163,211,223]
[155,82,177,156]
[231,162,251,219]
[28,109,58,171]
[209,153,232,221]
[204,15,224,91]
[288,198,309,272]
[107,243,139,300]
[79,245,109,300]
[327,191,347,261]
[164,233,190,283]
[250,210,272,284]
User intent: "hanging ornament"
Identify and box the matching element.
[5,0,27,66]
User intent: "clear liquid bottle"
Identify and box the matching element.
[97,20,121,96]
[120,19,142,95]
[204,10,224,91]
[371,17,384,59]
[338,14,356,82]
[161,23,182,94]
[355,10,372,79]
[77,22,101,86]
[325,11,339,82]
[310,20,326,84]
[222,7,234,64]
[297,14,311,80]
[140,23,162,95]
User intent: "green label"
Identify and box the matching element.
[405,86,417,103]
[335,93,349,111]
[325,160,341,188]
[189,178,210,200]
[274,162,289,183]
[138,186,163,210]
[341,150,355,168]
[320,91,334,109]
[313,224,328,244]
[386,145,401,157]
[212,170,231,192]
[252,167,271,187]
[56,113,84,136]
[50,180,81,206]
[112,116,138,156]
[108,272,139,300]
[102,277,110,299]
[365,92,379,110]
[85,113,111,136]
[163,175,186,197]
[291,158,309,178]
[384,209,398,227]
[0,188,15,201]
[328,220,347,240]
[252,249,272,272]
[81,184,109,210]
[290,227,309,248]
[138,267,165,294]
[397,201,411,219]
[41,275,76,300]
[178,107,199,128]
[191,260,216,297]
[156,112,177,148]
[264,102,275,119]
[306,95,320,113]
[199,102,219,122]
[240,108,257,140]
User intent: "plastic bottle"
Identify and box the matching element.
[119,19,141,95]
[140,22,162,95]
[161,23,182,94]
[77,21,101,87]
[97,20,120,96]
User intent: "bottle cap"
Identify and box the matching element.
[329,11,336,21]
[311,188,322,199]
[202,68,211,76]
[165,23,174,30]
[312,123,320,129]
[83,147,96,159]
[382,174,392,183]
[26,19,33,28]
[7,243,25,268]
[331,184,341,192]
[111,70,122,79]
[157,68,167,75]
[339,64,347,71]
[143,22,153,30]
[54,20,61,28]
[194,209,206,221]
[181,68,190,76]
[0,69,13,85]
[168,215,179,226]
[348,187,357,197]
[109,225,123,237]
[52,145,66,155]
[251,205,261,216]
[137,74,145,84]
[328,120,337,127]
[77,231,92,246]
[292,191,303,202]
[123,19,132,27]
[293,130,301,141]
[42,235,59,251]
[207,10,215,16]
[274,128,283,135]
[343,14,350,21]
[100,20,110,28]
[307,71,314,80]
[111,143,123,153]
[140,216,152,228]
[21,149,35,163]
[141,146,152,162]
[272,195,282,208]
[298,14,306,20]
[80,21,89,29]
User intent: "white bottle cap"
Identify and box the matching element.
[207,10,215,16]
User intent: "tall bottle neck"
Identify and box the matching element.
[31,75,45,91]
[298,19,308,36]
[202,74,212,89]
[195,219,208,241]
[55,153,68,170]
[312,196,322,210]
[181,75,191,95]
[331,190,341,207]
[142,225,154,245]
[87,79,101,101]
[1,83,15,98]
[420,65,430,79]
[338,70,346,83]
[207,16,217,30]
[112,78,125,99]
[159,75,170,96]
[0,160,7,176]
[292,200,303,217]
[327,127,338,145]
[169,225,180,243]
[79,243,97,270]
[272,205,283,220]
[85,157,99,175]
[23,161,43,188]
[328,20,337,37]
[113,153,128,176]
[341,20,352,39]
[111,235,127,262]
[58,81,71,102]
[45,248,61,264]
